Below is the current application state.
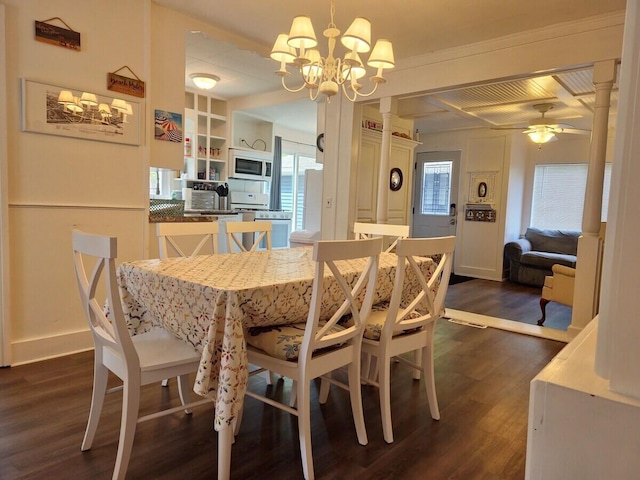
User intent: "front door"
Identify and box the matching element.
[411,151,460,238]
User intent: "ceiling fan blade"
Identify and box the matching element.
[490,126,527,131]
[561,128,591,135]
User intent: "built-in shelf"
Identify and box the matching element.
[184,90,228,181]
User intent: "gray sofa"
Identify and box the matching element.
[504,228,580,287]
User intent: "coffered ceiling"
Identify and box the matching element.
[155,0,625,135]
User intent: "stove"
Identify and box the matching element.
[255,210,293,220]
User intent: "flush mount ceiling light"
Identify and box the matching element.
[190,73,220,90]
[271,0,395,102]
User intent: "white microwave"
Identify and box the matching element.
[229,148,272,181]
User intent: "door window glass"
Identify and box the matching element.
[421,161,452,215]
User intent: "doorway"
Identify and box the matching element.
[411,151,460,238]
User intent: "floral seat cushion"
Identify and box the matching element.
[340,301,423,341]
[247,323,345,361]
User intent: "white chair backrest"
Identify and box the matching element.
[299,237,382,365]
[226,220,272,252]
[72,230,137,366]
[156,222,219,258]
[383,236,456,338]
[353,222,410,252]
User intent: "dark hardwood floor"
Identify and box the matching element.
[446,277,572,331]
[0,317,564,479]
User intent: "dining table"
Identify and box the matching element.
[116,245,435,479]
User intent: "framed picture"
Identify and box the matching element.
[20,79,141,146]
[468,171,497,203]
[154,110,183,142]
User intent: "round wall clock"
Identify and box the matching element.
[316,133,325,152]
[390,168,403,191]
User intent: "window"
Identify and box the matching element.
[531,163,612,230]
[280,147,322,231]
[149,168,177,199]
[421,161,452,215]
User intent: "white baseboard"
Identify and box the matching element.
[11,329,94,366]
[444,308,571,343]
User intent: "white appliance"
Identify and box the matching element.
[182,187,216,211]
[229,148,273,182]
[229,192,292,249]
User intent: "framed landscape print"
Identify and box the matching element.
[20,79,141,146]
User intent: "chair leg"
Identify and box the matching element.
[412,349,422,380]
[218,427,233,480]
[81,361,109,451]
[348,359,368,447]
[318,374,331,404]
[422,343,440,421]
[538,298,550,325]
[177,374,194,414]
[378,353,394,444]
[297,379,315,480]
[289,380,298,408]
[112,378,141,480]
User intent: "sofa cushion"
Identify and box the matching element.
[524,228,580,255]
[520,251,577,269]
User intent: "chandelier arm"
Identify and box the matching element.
[309,87,321,102]
[341,80,381,100]
[280,75,308,94]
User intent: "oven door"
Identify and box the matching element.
[254,218,291,249]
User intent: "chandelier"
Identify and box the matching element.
[270,0,395,102]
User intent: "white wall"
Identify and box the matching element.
[3,0,151,364]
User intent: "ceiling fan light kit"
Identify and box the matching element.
[271,0,395,102]
[492,102,590,146]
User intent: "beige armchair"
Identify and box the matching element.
[538,264,575,325]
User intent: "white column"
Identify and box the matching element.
[376,97,396,224]
[568,60,616,335]
[596,0,640,399]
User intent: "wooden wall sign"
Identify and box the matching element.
[35,18,80,51]
[107,67,145,98]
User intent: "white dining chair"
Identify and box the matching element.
[155,221,220,387]
[240,237,382,480]
[226,220,272,252]
[156,221,219,258]
[72,229,211,480]
[332,236,455,444]
[353,222,410,252]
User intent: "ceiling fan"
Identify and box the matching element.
[493,103,591,144]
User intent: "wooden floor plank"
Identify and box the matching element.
[0,284,565,479]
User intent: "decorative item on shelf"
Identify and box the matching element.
[270,0,395,103]
[107,65,145,98]
[392,131,412,139]
[34,17,80,51]
[190,73,220,90]
[363,119,383,131]
[184,137,192,156]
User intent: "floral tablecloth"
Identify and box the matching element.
[117,246,434,431]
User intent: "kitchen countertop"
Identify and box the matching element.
[148,210,241,223]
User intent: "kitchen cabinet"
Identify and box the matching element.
[184,90,227,180]
[231,111,274,154]
[356,128,419,225]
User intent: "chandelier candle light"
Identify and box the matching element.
[271,0,395,102]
